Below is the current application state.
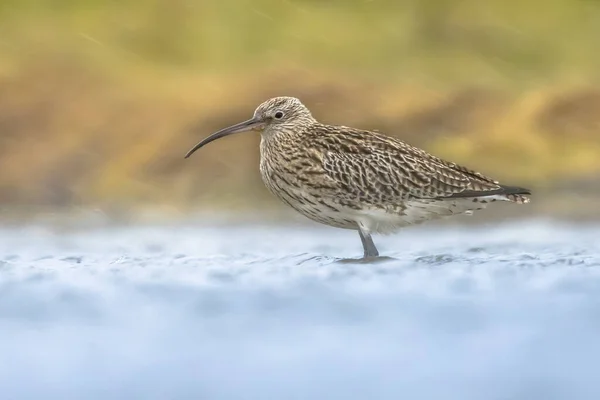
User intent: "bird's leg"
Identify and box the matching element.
[358,227,379,258]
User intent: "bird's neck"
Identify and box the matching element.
[259,122,313,163]
[261,120,314,144]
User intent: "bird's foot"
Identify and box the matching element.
[335,255,396,264]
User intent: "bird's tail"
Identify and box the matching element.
[444,184,531,203]
[505,193,530,204]
[497,185,531,204]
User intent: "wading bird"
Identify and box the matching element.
[185,97,530,258]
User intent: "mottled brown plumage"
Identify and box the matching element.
[185,96,531,258]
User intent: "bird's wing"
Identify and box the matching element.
[311,126,508,204]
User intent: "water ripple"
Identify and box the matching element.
[0,220,599,399]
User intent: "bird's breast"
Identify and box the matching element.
[258,148,356,229]
[259,153,299,199]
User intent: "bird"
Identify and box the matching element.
[185,96,531,258]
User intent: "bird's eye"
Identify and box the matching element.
[274,111,284,119]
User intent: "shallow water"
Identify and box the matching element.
[1,219,600,400]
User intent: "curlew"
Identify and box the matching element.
[185,97,531,258]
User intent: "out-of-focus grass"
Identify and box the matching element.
[3,0,600,84]
[1,0,600,213]
[0,0,600,86]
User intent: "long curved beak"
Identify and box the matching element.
[184,116,264,159]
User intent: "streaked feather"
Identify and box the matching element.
[254,97,531,234]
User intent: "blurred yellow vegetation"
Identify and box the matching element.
[1,0,600,214]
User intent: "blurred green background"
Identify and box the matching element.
[1,0,599,220]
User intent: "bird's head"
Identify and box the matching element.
[185,96,315,158]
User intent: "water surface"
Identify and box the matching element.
[1,219,599,400]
